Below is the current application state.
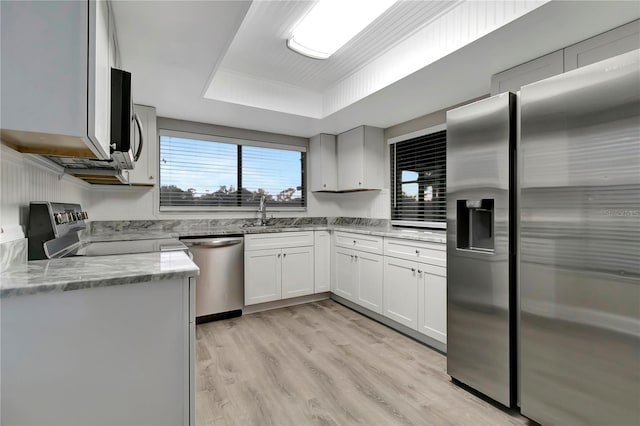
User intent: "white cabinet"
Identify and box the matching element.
[245,248,282,305]
[281,246,314,299]
[125,105,158,186]
[333,232,384,313]
[337,126,384,191]
[564,20,640,71]
[244,232,314,305]
[490,20,640,95]
[383,257,419,329]
[382,238,447,344]
[418,263,447,344]
[334,247,356,300]
[0,0,116,160]
[314,231,331,292]
[490,50,564,95]
[1,276,195,425]
[309,134,337,192]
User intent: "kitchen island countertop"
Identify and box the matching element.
[0,251,199,298]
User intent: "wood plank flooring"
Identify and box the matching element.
[195,299,534,426]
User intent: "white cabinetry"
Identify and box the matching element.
[337,126,384,191]
[490,50,564,95]
[314,231,331,292]
[309,134,337,192]
[125,105,158,186]
[244,232,314,305]
[333,232,383,313]
[382,238,447,344]
[564,20,640,71]
[0,0,117,159]
[490,20,640,94]
[1,276,195,425]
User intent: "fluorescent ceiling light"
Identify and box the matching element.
[287,0,396,60]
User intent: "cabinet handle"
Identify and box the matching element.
[149,176,154,180]
[411,268,416,273]
[277,253,281,258]
[350,255,354,260]
[283,253,286,258]
[354,255,358,261]
[353,240,356,245]
[323,184,327,188]
[415,249,420,255]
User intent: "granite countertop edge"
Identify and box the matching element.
[1,252,199,299]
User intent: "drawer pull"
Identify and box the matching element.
[283,253,286,258]
[411,268,416,272]
[277,253,281,258]
[353,240,356,245]
[354,255,358,261]
[415,249,420,255]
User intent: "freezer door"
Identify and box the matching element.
[446,92,516,407]
[519,50,640,425]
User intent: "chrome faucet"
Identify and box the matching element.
[258,194,267,226]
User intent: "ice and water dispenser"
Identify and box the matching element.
[457,199,495,252]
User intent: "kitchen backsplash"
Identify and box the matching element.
[87,217,390,236]
[0,238,27,272]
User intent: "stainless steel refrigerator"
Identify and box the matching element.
[446,92,517,408]
[519,50,640,425]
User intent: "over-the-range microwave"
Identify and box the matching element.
[111,67,143,170]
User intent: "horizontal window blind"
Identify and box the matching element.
[390,130,446,226]
[159,134,305,209]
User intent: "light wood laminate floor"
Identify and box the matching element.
[195,299,534,426]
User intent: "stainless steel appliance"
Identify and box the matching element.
[519,50,640,425]
[111,68,143,170]
[446,92,516,407]
[181,237,244,323]
[27,201,187,259]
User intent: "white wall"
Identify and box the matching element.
[0,145,90,241]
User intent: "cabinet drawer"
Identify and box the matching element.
[245,231,313,251]
[334,231,383,254]
[384,238,446,267]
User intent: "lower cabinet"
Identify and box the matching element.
[334,246,383,314]
[383,256,447,344]
[314,230,331,292]
[383,257,419,329]
[244,233,314,306]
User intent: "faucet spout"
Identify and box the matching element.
[258,195,267,225]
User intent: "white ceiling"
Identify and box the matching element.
[112,1,640,138]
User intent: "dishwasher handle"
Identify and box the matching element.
[183,239,243,249]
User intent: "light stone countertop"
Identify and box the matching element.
[0,251,199,299]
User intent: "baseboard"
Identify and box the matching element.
[330,293,447,354]
[243,292,331,315]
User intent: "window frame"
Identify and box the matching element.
[158,129,307,212]
[389,124,447,229]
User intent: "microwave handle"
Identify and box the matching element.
[133,112,144,162]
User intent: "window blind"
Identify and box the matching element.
[390,130,446,226]
[159,134,305,209]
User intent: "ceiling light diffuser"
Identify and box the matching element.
[287,0,396,60]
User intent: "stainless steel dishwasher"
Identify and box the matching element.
[181,236,244,323]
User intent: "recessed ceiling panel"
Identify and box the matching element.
[220,0,459,91]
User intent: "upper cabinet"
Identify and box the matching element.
[125,105,158,186]
[0,0,117,159]
[490,19,639,95]
[564,20,640,71]
[337,126,384,191]
[309,134,337,192]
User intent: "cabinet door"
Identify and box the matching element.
[418,264,447,344]
[87,0,112,159]
[314,231,331,293]
[334,248,356,301]
[356,251,383,314]
[127,105,158,185]
[383,257,418,329]
[244,249,281,305]
[337,127,364,190]
[564,20,640,71]
[281,246,314,299]
[310,134,337,192]
[490,50,563,95]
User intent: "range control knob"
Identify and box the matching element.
[54,213,62,224]
[83,211,89,220]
